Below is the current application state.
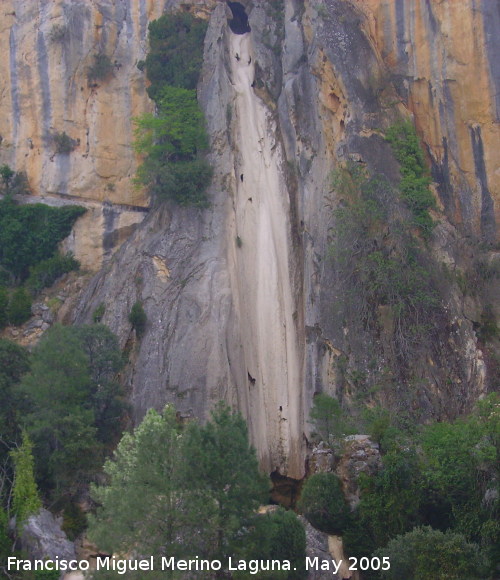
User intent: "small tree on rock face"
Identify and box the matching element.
[7,287,32,326]
[129,301,147,337]
[10,433,41,526]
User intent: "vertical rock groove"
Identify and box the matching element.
[228,29,303,478]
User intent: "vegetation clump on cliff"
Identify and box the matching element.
[385,121,435,234]
[0,192,85,328]
[134,13,212,206]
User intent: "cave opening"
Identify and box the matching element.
[270,471,303,508]
[227,1,251,34]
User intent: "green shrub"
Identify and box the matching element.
[0,164,14,188]
[52,131,77,154]
[7,287,32,325]
[129,301,147,337]
[298,472,351,534]
[330,164,442,364]
[93,302,106,323]
[309,393,352,444]
[88,53,113,82]
[0,198,85,280]
[235,508,307,579]
[144,13,208,99]
[376,526,486,580]
[62,501,88,540]
[26,253,79,294]
[385,121,435,234]
[134,13,212,206]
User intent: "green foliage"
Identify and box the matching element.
[34,570,61,580]
[0,339,29,454]
[93,302,106,323]
[134,12,212,206]
[358,446,423,546]
[17,324,125,497]
[377,526,485,580]
[90,403,268,569]
[10,433,41,526]
[144,12,208,99]
[88,53,113,82]
[7,287,32,326]
[0,286,8,328]
[134,87,212,205]
[0,164,14,188]
[0,197,85,281]
[26,253,79,294]
[385,121,435,234]
[61,500,87,540]
[185,402,269,560]
[128,301,147,337]
[235,508,307,580]
[308,393,352,444]
[52,131,77,154]
[135,86,208,160]
[298,472,351,535]
[419,395,499,560]
[90,406,196,558]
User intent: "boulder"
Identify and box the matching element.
[20,508,76,562]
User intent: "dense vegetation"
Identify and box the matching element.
[134,13,212,206]
[0,322,128,578]
[89,404,306,579]
[0,186,85,328]
[302,393,500,579]
[385,121,435,234]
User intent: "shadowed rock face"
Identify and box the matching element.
[227,2,251,34]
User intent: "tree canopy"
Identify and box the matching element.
[90,403,269,576]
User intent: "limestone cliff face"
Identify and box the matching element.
[0,0,170,268]
[65,0,497,478]
[352,0,499,241]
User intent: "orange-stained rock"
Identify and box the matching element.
[351,0,499,240]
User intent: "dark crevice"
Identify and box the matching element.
[227,2,251,34]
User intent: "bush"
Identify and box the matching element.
[0,164,14,188]
[144,13,208,98]
[376,526,486,580]
[26,253,79,294]
[134,13,212,206]
[385,121,435,234]
[309,393,352,444]
[88,53,113,82]
[134,85,212,205]
[129,301,147,337]
[7,287,32,325]
[0,198,85,280]
[52,131,77,154]
[93,302,106,323]
[298,472,351,534]
[236,508,307,579]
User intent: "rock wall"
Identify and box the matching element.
[0,0,173,268]
[68,0,498,479]
[352,0,499,241]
